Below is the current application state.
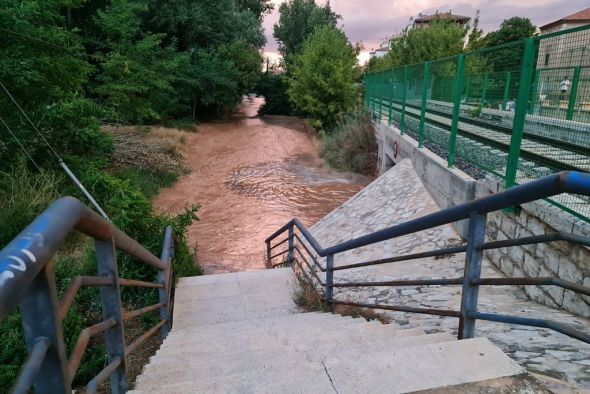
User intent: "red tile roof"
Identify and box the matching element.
[540,7,590,30]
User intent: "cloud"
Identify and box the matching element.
[263,0,589,61]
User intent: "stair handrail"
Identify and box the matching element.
[265,171,590,343]
[0,196,174,394]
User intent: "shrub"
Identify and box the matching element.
[321,108,377,175]
[255,73,296,116]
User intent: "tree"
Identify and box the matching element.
[236,0,273,20]
[466,10,484,50]
[273,0,340,65]
[289,26,357,130]
[365,20,467,73]
[484,17,536,47]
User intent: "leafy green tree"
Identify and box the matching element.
[273,0,340,65]
[289,26,357,130]
[92,0,183,123]
[236,0,274,20]
[484,17,536,47]
[218,40,263,95]
[366,20,467,73]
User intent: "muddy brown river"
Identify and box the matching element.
[155,97,370,274]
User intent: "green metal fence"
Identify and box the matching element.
[365,24,590,222]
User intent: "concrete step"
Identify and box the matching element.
[137,331,451,389]
[166,312,365,338]
[149,328,451,366]
[132,338,522,394]
[158,321,419,354]
[163,315,394,346]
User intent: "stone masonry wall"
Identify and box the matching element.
[375,119,590,318]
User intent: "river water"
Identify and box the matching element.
[155,97,370,274]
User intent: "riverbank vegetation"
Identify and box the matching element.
[0,0,272,390]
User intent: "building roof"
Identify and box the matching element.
[414,11,470,25]
[540,7,590,30]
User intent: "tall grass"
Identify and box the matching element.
[321,108,377,176]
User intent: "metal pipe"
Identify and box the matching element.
[68,318,117,379]
[86,357,122,394]
[118,278,163,288]
[469,312,590,343]
[270,237,289,250]
[158,226,173,338]
[59,160,109,220]
[332,277,463,288]
[0,197,168,319]
[122,303,165,321]
[125,320,166,356]
[270,248,290,260]
[294,246,325,286]
[11,337,51,394]
[294,234,325,272]
[331,245,467,271]
[472,277,590,297]
[58,276,114,321]
[332,300,461,318]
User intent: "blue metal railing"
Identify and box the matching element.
[266,171,590,343]
[0,197,174,394]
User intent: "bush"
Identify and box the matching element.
[321,108,377,175]
[255,73,296,116]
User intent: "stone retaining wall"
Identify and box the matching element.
[375,119,590,318]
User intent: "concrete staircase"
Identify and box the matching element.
[130,268,529,393]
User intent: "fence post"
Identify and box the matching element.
[505,37,536,189]
[481,73,488,104]
[448,55,465,168]
[388,69,394,125]
[567,66,581,120]
[287,224,295,263]
[400,66,408,134]
[465,77,470,102]
[501,71,512,111]
[418,61,430,148]
[529,69,540,114]
[158,226,173,338]
[96,239,128,394]
[19,266,70,394]
[458,212,487,340]
[325,254,334,310]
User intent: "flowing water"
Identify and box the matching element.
[155,96,370,273]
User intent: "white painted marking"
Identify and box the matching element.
[21,249,36,263]
[0,271,15,286]
[7,256,26,271]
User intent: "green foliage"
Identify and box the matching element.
[367,20,468,73]
[321,107,377,175]
[115,167,179,199]
[484,17,536,47]
[289,26,357,130]
[255,73,296,116]
[218,40,263,96]
[273,0,340,67]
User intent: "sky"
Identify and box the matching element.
[262,0,589,64]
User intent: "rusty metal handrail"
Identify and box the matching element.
[0,196,175,394]
[266,171,590,344]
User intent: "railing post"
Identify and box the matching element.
[265,240,271,265]
[96,239,128,393]
[458,212,487,340]
[158,226,173,338]
[448,54,465,168]
[501,71,512,111]
[325,254,334,310]
[288,224,295,263]
[481,73,488,104]
[529,69,540,114]
[400,66,408,134]
[19,265,70,394]
[418,61,430,148]
[567,66,581,120]
[388,69,394,125]
[505,37,536,189]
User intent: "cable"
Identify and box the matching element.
[0,115,62,197]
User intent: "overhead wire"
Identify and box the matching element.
[0,114,62,197]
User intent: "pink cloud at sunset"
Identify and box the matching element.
[263,0,589,64]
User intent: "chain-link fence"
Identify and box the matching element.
[364,24,590,222]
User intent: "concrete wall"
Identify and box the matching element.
[375,119,590,318]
